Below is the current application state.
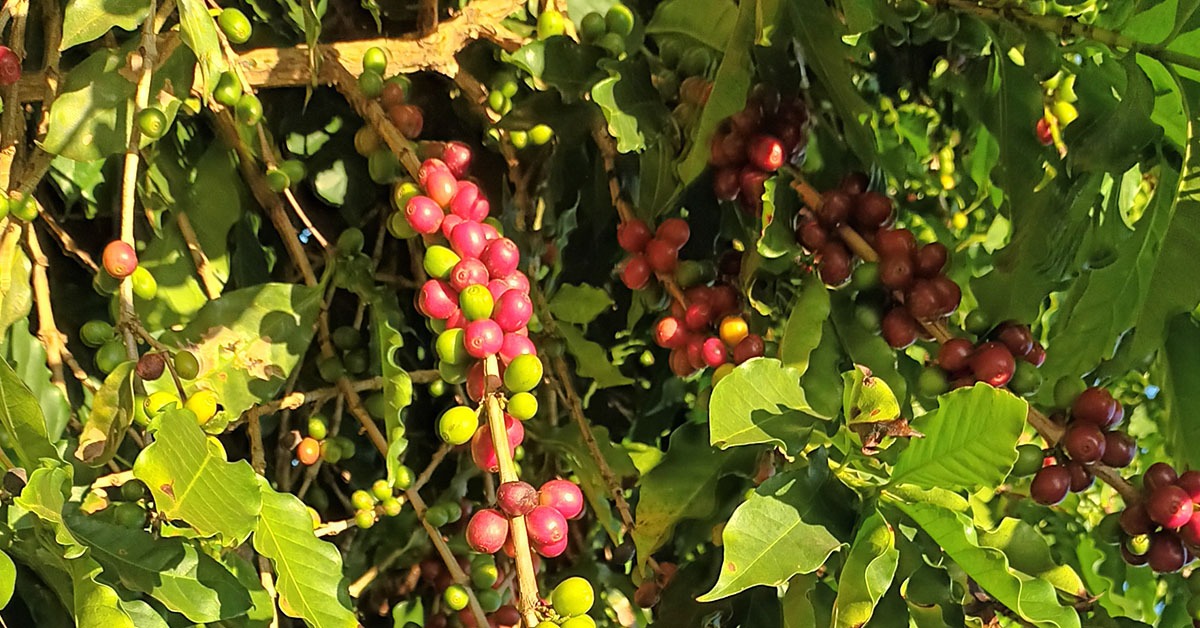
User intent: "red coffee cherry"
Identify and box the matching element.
[450,220,489,259]
[419,280,458,320]
[102,241,138,279]
[683,302,713,331]
[878,252,914,291]
[881,307,920,349]
[1101,431,1137,468]
[1072,387,1119,429]
[463,319,504,358]
[994,321,1034,357]
[499,333,536,366]
[1065,461,1094,493]
[1120,502,1156,536]
[1177,470,1200,502]
[644,239,679,274]
[817,190,852,227]
[1062,423,1106,464]
[466,508,509,554]
[1030,465,1071,505]
[621,255,652,290]
[1145,462,1180,493]
[526,505,568,548]
[1146,531,1186,573]
[795,218,827,251]
[732,334,764,364]
[1147,485,1194,529]
[914,242,948,278]
[905,280,942,321]
[1036,117,1054,146]
[1022,343,1046,367]
[874,228,917,259]
[701,337,727,367]
[497,481,539,517]
[969,342,1015,387]
[852,192,894,231]
[747,134,785,171]
[713,167,741,201]
[405,195,444,234]
[739,169,769,214]
[424,169,458,208]
[818,241,853,287]
[840,171,870,195]
[0,46,20,86]
[480,238,520,278]
[937,338,975,373]
[656,218,691,249]
[930,275,962,316]
[668,347,696,377]
[618,219,653,253]
[450,181,489,222]
[1180,511,1200,547]
[449,258,489,292]
[441,141,473,178]
[539,479,585,520]
[655,316,688,349]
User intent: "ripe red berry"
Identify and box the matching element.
[853,192,893,231]
[747,135,785,171]
[441,141,473,178]
[618,219,653,253]
[701,337,727,367]
[539,479,585,520]
[914,243,948,278]
[533,534,568,558]
[526,505,568,547]
[684,302,713,331]
[969,342,1015,387]
[1120,502,1156,536]
[1063,423,1106,464]
[841,172,870,195]
[668,348,695,377]
[497,481,539,517]
[405,195,444,234]
[685,336,706,370]
[621,255,651,290]
[1072,387,1118,429]
[470,415,522,472]
[493,290,532,333]
[1065,461,1094,493]
[1022,343,1046,367]
[450,220,489,259]
[795,218,827,251]
[102,241,138,279]
[994,322,1034,357]
[905,280,942,321]
[930,275,962,316]
[1145,462,1179,493]
[732,334,764,364]
[739,168,769,214]
[1036,117,1054,146]
[881,307,920,349]
[874,228,916,259]
[424,169,458,208]
[450,181,489,222]
[656,218,691,249]
[1177,470,1200,502]
[466,508,509,554]
[1180,511,1200,546]
[479,238,519,278]
[449,258,489,292]
[709,284,740,318]
[817,190,852,227]
[1147,532,1186,573]
[713,167,741,201]
[655,317,688,349]
[818,241,852,286]
[418,158,450,188]
[729,107,763,135]
[389,103,424,138]
[1030,465,1071,505]
[419,280,458,319]
[1147,485,1194,529]
[136,353,166,380]
[644,239,679,274]
[937,338,975,373]
[0,46,19,86]
[499,333,536,365]
[879,253,914,290]
[1101,431,1137,468]
[464,320,504,358]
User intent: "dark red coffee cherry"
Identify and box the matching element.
[930,275,962,316]
[913,242,948,278]
[874,228,916,259]
[818,241,852,287]
[795,218,828,251]
[969,342,1015,387]
[881,307,920,349]
[1145,462,1179,493]
[1072,387,1119,429]
[817,190,852,227]
[713,167,741,201]
[617,219,652,253]
[905,280,942,321]
[1147,485,1194,529]
[1065,461,1095,493]
[840,171,869,195]
[1063,423,1106,464]
[1101,431,1137,468]
[747,135,785,171]
[878,253,914,291]
[937,338,975,373]
[1030,465,1071,505]
[853,192,894,232]
[1036,117,1053,146]
[1147,532,1187,573]
[993,322,1034,357]
[1119,502,1156,536]
[1177,470,1200,502]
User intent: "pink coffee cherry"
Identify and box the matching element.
[479,221,500,241]
[439,213,464,240]
[539,479,585,520]
[493,291,533,333]
[533,534,568,558]
[405,195,443,234]
[466,362,487,401]
[526,505,568,547]
[442,141,473,178]
[451,181,489,222]
[497,481,539,517]
[499,333,536,365]
[481,238,520,278]
[449,258,489,291]
[701,337,727,367]
[466,508,508,554]
[471,415,523,472]
[487,279,511,301]
[425,170,458,207]
[418,158,450,189]
[450,220,489,259]
[464,319,504,358]
[418,280,458,319]
[444,308,467,330]
[499,271,529,295]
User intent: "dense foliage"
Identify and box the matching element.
[0,0,1198,626]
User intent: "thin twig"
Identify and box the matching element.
[24,224,71,409]
[175,211,221,299]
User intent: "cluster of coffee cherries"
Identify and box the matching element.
[793,174,895,284]
[466,478,585,559]
[347,477,408,530]
[292,414,362,470]
[919,321,1045,396]
[616,217,691,290]
[1113,462,1200,573]
[653,285,764,378]
[1023,387,1135,506]
[709,85,809,215]
[413,554,521,628]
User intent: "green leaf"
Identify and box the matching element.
[373,293,412,485]
[889,384,1027,491]
[698,466,845,601]
[1,319,70,441]
[0,550,13,609]
[133,409,262,542]
[799,321,844,418]
[831,510,899,628]
[591,58,669,153]
[829,298,908,404]
[75,361,136,466]
[151,283,322,426]
[1156,315,1200,471]
[42,41,194,161]
[841,365,901,426]
[556,322,634,388]
[70,559,137,628]
[253,480,357,628]
[16,466,85,557]
[637,138,681,219]
[645,0,737,49]
[548,283,614,325]
[978,518,1088,600]
[502,37,606,101]
[176,0,226,94]
[676,0,755,184]
[65,512,252,622]
[757,177,800,260]
[61,0,151,49]
[893,501,1081,628]
[632,423,755,562]
[0,228,31,338]
[0,355,62,467]
[1066,58,1161,173]
[710,358,830,455]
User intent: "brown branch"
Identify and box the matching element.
[33,209,98,272]
[322,52,421,176]
[24,224,71,407]
[418,0,439,35]
[175,211,221,299]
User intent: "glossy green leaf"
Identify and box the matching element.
[133,409,262,542]
[1,319,70,442]
[894,501,1081,628]
[1066,58,1161,173]
[373,293,412,486]
[0,355,62,466]
[16,466,85,558]
[75,361,135,466]
[1156,315,1200,471]
[0,228,31,338]
[70,560,137,628]
[676,0,754,184]
[151,283,322,426]
[592,58,669,153]
[253,479,357,628]
[556,322,634,388]
[176,0,225,94]
[65,512,252,621]
[709,358,831,455]
[632,423,755,562]
[890,384,1027,491]
[698,466,845,601]
[831,510,898,628]
[829,298,908,404]
[0,550,14,609]
[502,37,606,101]
[978,518,1088,601]
[548,283,614,325]
[637,138,681,219]
[779,276,829,375]
[841,365,900,426]
[61,0,151,49]
[645,0,737,49]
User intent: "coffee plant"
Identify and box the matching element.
[0,0,1198,625]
